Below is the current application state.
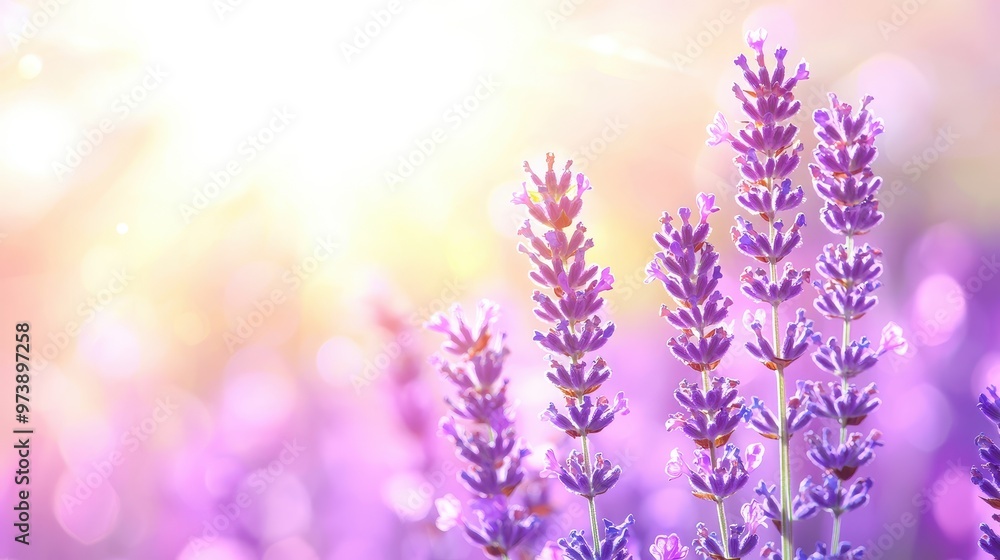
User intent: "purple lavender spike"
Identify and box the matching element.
[805,91,905,552]
[647,193,766,559]
[514,153,633,557]
[707,29,817,558]
[426,301,538,558]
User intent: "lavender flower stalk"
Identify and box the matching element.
[971,387,1000,558]
[514,153,634,559]
[427,301,538,559]
[373,304,445,559]
[647,193,768,559]
[802,93,906,554]
[707,29,813,558]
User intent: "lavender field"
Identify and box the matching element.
[1,1,998,559]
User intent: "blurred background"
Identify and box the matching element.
[0,0,997,558]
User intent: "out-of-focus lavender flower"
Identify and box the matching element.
[536,541,565,560]
[649,534,690,560]
[707,28,813,559]
[464,497,539,559]
[646,193,763,559]
[514,153,632,557]
[372,301,449,560]
[427,301,539,559]
[517,476,561,556]
[802,90,904,554]
[974,386,1000,558]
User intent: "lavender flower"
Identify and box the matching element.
[650,534,690,560]
[802,92,906,553]
[746,383,813,441]
[514,153,632,557]
[760,542,866,560]
[692,502,767,559]
[561,516,636,560]
[743,309,819,371]
[974,386,1000,558]
[646,193,764,559]
[373,303,446,559]
[982,386,1000,424]
[542,449,622,498]
[983,522,1000,559]
[803,382,879,426]
[708,28,812,558]
[754,479,818,528]
[802,475,872,517]
[665,443,765,501]
[427,301,538,559]
[803,429,882,481]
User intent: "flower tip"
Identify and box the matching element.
[423,312,446,331]
[540,449,561,479]
[434,494,463,531]
[745,442,765,471]
[614,391,631,415]
[743,308,766,331]
[987,385,1000,400]
[879,321,907,355]
[746,28,767,51]
[706,112,731,147]
[696,192,720,222]
[741,499,767,534]
[796,59,810,81]
[650,532,690,560]
[664,447,687,480]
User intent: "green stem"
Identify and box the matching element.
[830,235,855,550]
[773,359,794,557]
[569,318,602,552]
[579,430,602,551]
[769,217,794,558]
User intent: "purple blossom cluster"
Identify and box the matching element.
[645,193,767,559]
[514,153,634,560]
[798,92,906,556]
[427,301,538,559]
[973,386,1000,558]
[416,29,916,560]
[707,28,816,559]
[372,304,447,558]
[707,29,906,559]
